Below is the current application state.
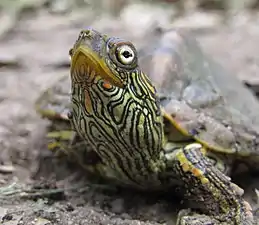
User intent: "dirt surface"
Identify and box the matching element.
[1,2,259,225]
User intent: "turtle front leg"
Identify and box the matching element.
[46,128,103,171]
[163,143,254,224]
[46,129,122,182]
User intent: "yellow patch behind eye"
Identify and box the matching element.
[102,81,112,89]
[84,89,93,113]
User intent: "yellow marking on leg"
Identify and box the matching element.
[48,142,61,150]
[47,131,75,140]
[176,144,209,184]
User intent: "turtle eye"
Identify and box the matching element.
[116,45,135,65]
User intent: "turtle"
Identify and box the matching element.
[34,28,259,224]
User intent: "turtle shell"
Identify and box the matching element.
[36,29,259,158]
[35,74,71,121]
[139,29,259,157]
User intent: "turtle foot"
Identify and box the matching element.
[166,143,255,225]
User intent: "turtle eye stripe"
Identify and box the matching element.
[106,38,131,49]
[106,38,116,49]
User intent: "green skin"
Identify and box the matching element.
[68,29,254,224]
[35,29,257,224]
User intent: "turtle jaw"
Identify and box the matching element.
[70,46,124,88]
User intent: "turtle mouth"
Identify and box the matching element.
[70,46,123,88]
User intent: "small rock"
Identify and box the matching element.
[0,165,15,174]
[109,198,124,214]
[35,217,51,225]
[0,55,23,69]
[0,207,8,221]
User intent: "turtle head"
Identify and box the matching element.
[69,28,164,180]
[70,28,132,88]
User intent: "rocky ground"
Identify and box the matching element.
[1,1,259,225]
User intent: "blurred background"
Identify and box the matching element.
[1,1,259,224]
